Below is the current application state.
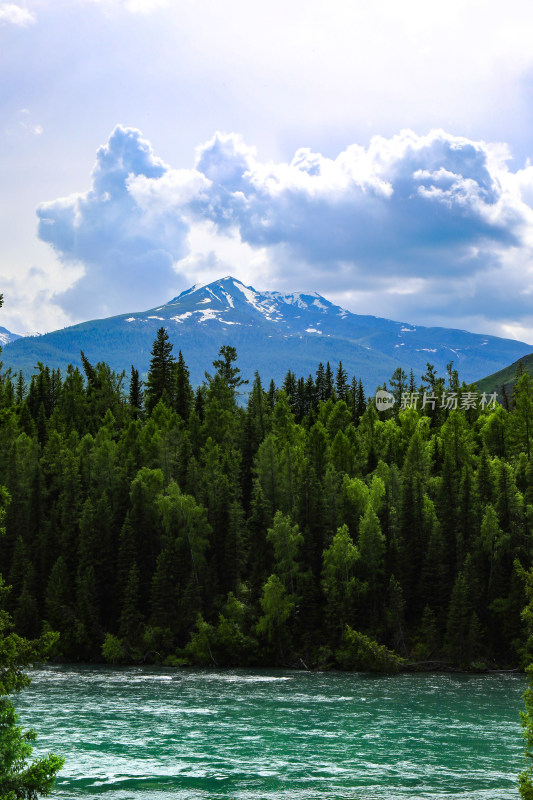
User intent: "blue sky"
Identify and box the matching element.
[2,0,533,343]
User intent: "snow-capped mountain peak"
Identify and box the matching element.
[167,277,343,328]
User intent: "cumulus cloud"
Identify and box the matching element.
[37,126,199,317]
[0,3,35,25]
[38,125,533,338]
[185,129,523,281]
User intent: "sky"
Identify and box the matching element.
[2,0,533,343]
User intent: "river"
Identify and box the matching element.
[16,666,525,799]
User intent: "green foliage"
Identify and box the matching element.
[321,524,359,635]
[101,633,125,665]
[185,614,216,666]
[0,697,64,800]
[266,512,303,595]
[0,483,64,800]
[145,327,176,414]
[256,574,294,662]
[337,625,406,673]
[0,346,531,676]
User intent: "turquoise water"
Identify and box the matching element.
[17,666,525,799]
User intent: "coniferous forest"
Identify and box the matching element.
[1,326,533,672]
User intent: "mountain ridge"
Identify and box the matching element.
[0,326,21,347]
[3,276,532,391]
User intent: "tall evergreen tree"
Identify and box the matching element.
[129,366,143,418]
[335,361,349,402]
[324,362,334,400]
[145,327,176,414]
[174,350,193,420]
[208,345,248,397]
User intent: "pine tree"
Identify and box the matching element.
[15,371,26,405]
[315,363,326,402]
[174,350,193,420]
[335,361,349,402]
[355,379,366,420]
[267,379,276,409]
[145,327,176,414]
[282,370,297,409]
[208,345,248,397]
[129,366,143,417]
[324,362,334,400]
[389,367,407,409]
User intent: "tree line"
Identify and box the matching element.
[0,325,532,672]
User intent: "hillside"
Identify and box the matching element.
[475,351,533,397]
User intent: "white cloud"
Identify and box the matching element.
[0,3,35,25]
[37,125,191,317]
[0,261,79,335]
[36,125,533,340]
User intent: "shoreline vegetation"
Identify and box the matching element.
[0,326,531,675]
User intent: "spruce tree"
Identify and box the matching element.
[174,350,193,420]
[15,371,26,405]
[335,361,349,402]
[208,345,248,397]
[315,362,326,402]
[355,379,366,420]
[324,362,334,400]
[389,367,407,409]
[145,327,175,414]
[129,366,143,417]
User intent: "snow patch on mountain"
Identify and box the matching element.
[171,312,194,323]
[197,309,219,323]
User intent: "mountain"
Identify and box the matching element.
[475,352,533,398]
[0,326,22,347]
[2,276,532,391]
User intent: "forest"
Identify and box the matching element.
[0,325,532,672]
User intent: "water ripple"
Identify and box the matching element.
[15,666,525,799]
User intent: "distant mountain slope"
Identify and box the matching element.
[0,326,21,347]
[474,352,533,397]
[3,276,532,391]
